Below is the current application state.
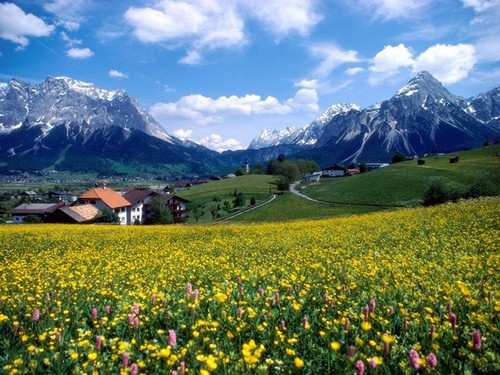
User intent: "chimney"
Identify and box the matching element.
[103,182,107,190]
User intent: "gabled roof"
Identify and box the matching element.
[122,189,156,205]
[79,187,130,209]
[10,202,65,215]
[59,205,101,223]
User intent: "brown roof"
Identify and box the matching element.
[10,202,65,215]
[79,187,130,209]
[59,205,101,223]
[122,189,156,205]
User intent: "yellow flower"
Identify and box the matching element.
[294,357,304,368]
[27,345,36,353]
[88,352,97,361]
[330,341,341,351]
[361,321,372,331]
[0,314,8,322]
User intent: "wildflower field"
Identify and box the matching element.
[0,198,499,374]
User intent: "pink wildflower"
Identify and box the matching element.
[91,308,98,320]
[193,289,199,300]
[32,309,40,322]
[132,304,139,315]
[280,320,286,330]
[364,305,369,321]
[275,292,280,302]
[55,331,61,342]
[95,335,102,351]
[427,353,437,368]
[472,330,482,351]
[151,293,157,303]
[179,361,186,375]
[408,349,420,370]
[368,358,377,369]
[302,316,309,329]
[355,360,365,375]
[122,352,129,369]
[186,283,192,294]
[105,305,111,314]
[237,307,243,319]
[388,306,394,315]
[168,329,177,347]
[258,287,265,297]
[348,345,356,358]
[449,312,457,329]
[130,363,138,375]
[369,299,376,312]
[429,324,435,340]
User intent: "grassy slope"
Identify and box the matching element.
[303,145,500,207]
[231,146,499,222]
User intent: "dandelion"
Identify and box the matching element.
[472,330,482,351]
[168,329,177,347]
[355,360,364,375]
[294,357,304,369]
[361,321,371,331]
[427,353,437,368]
[32,309,40,322]
[408,349,420,370]
[330,341,341,351]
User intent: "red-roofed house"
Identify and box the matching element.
[76,184,131,224]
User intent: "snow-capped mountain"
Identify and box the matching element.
[248,71,500,163]
[0,77,226,176]
[248,127,302,149]
[0,76,171,141]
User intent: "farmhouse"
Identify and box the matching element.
[146,194,189,224]
[18,191,37,201]
[322,165,346,177]
[10,202,65,223]
[122,188,157,224]
[76,184,131,225]
[50,204,101,224]
[303,171,322,182]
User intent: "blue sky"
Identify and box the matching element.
[1,0,499,151]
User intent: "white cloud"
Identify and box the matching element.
[345,67,364,75]
[66,47,94,59]
[461,0,499,12]
[287,88,319,111]
[0,2,54,48]
[355,0,433,20]
[369,44,414,84]
[173,129,193,139]
[198,134,244,152]
[124,1,245,51]
[309,43,361,78]
[294,79,319,89]
[368,43,478,85]
[44,0,89,30]
[412,44,477,83]
[125,0,322,63]
[243,0,322,37]
[109,69,127,78]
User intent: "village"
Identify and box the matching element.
[7,182,190,225]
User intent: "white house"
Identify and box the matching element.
[122,188,157,224]
[303,172,322,182]
[322,165,346,177]
[76,184,131,224]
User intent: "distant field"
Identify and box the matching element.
[303,146,499,207]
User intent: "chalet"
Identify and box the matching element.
[145,194,189,224]
[122,188,157,224]
[303,172,322,182]
[10,202,65,223]
[322,165,346,177]
[76,184,131,225]
[44,191,77,202]
[18,191,37,201]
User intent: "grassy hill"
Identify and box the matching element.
[301,145,499,207]
[230,145,499,222]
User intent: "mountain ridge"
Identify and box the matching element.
[248,71,500,163]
